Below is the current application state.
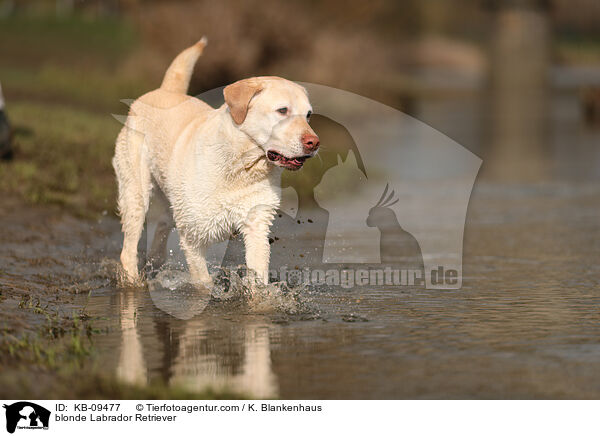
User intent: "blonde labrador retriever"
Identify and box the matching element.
[113,38,319,286]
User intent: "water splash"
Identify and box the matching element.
[142,264,313,319]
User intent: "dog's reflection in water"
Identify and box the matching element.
[113,288,278,398]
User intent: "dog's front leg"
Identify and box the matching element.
[179,235,213,287]
[242,205,275,285]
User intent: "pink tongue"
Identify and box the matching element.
[276,155,301,166]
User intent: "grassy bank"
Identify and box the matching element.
[0,14,148,217]
[0,101,120,217]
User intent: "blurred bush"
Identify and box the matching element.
[119,0,431,107]
[1,0,599,215]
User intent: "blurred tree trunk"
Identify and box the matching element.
[485,0,552,181]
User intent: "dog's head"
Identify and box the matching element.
[224,77,319,171]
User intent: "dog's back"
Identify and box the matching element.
[128,89,211,184]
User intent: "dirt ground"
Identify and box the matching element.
[0,196,240,399]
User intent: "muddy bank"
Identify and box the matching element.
[0,197,238,399]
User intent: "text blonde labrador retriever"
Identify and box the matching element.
[113,38,319,286]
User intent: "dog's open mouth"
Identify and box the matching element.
[267,150,311,171]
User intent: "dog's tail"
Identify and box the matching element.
[160,37,207,94]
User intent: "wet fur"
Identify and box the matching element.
[113,39,315,286]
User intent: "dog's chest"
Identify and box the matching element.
[220,183,279,223]
[179,181,279,243]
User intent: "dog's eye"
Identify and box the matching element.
[277,107,288,115]
[307,111,312,121]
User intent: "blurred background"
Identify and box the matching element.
[0,0,599,216]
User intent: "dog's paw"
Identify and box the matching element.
[117,264,144,289]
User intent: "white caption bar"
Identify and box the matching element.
[1,400,597,435]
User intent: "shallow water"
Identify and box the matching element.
[2,89,600,398]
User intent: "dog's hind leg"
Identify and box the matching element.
[147,186,174,274]
[113,125,152,285]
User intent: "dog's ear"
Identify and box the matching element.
[224,79,263,125]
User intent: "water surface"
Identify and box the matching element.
[2,89,600,399]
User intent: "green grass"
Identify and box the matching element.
[555,33,600,65]
[0,14,136,68]
[0,63,149,113]
[0,13,150,216]
[0,13,148,112]
[0,101,121,216]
